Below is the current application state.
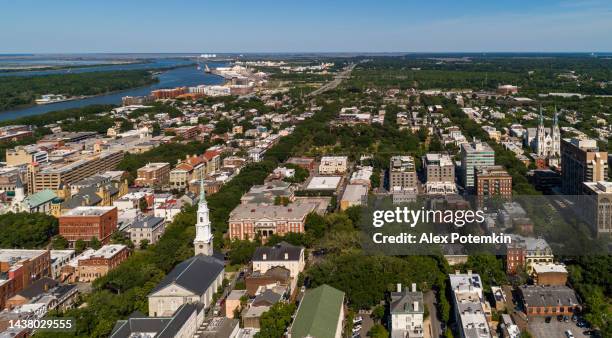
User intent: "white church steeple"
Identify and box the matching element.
[194,178,213,256]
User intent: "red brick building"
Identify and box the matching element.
[151,87,187,99]
[475,165,513,196]
[286,157,316,171]
[59,206,118,245]
[76,245,130,282]
[135,162,171,187]
[0,250,51,310]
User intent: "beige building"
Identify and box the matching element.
[76,244,129,283]
[27,150,124,193]
[318,156,348,175]
[148,255,224,317]
[389,155,418,191]
[135,162,170,187]
[229,201,318,241]
[130,216,166,248]
[582,181,612,237]
[225,290,247,319]
[6,146,48,167]
[339,184,368,210]
[424,153,456,194]
[561,137,608,195]
[252,242,305,279]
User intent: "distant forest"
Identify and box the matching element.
[0,70,157,111]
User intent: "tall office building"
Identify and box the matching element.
[423,153,456,194]
[389,156,418,191]
[582,181,612,237]
[561,138,608,195]
[461,140,495,190]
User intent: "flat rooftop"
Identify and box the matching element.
[306,176,341,190]
[0,249,47,264]
[88,244,127,259]
[64,206,116,216]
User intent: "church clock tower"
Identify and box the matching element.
[193,179,213,256]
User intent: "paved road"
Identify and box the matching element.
[424,290,444,338]
[308,63,356,97]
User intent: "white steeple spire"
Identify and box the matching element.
[193,175,213,256]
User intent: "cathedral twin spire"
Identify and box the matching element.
[534,105,560,158]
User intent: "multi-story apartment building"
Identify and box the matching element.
[229,201,318,241]
[130,216,166,248]
[252,242,305,279]
[169,156,206,190]
[506,235,553,274]
[389,156,418,191]
[475,165,513,197]
[6,145,48,167]
[27,150,124,193]
[461,140,495,190]
[164,125,199,140]
[318,156,348,175]
[0,250,51,310]
[582,181,612,237]
[561,137,608,195]
[59,206,118,245]
[423,153,456,194]
[389,283,424,338]
[151,87,187,99]
[286,157,316,171]
[135,162,170,187]
[449,271,492,338]
[76,244,129,283]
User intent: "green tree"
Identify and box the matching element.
[228,239,259,265]
[139,239,150,250]
[51,235,69,249]
[305,212,326,238]
[255,303,296,338]
[371,304,385,322]
[0,212,58,248]
[75,239,87,253]
[139,198,148,212]
[368,324,388,338]
[90,237,102,250]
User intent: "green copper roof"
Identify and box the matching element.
[25,189,57,208]
[290,284,345,338]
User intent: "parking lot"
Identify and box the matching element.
[351,312,373,338]
[528,316,591,338]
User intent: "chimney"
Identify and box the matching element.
[44,283,49,292]
[262,254,267,260]
[412,283,417,293]
[468,270,472,277]
[397,283,401,293]
[455,270,460,275]
[284,253,289,260]
[413,301,419,312]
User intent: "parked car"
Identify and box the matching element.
[352,325,362,333]
[545,316,552,323]
[565,330,574,338]
[557,315,565,322]
[353,316,363,324]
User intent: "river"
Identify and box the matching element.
[0,59,228,121]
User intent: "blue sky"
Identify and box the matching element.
[1,0,611,53]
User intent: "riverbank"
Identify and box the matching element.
[0,69,158,112]
[0,61,226,121]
